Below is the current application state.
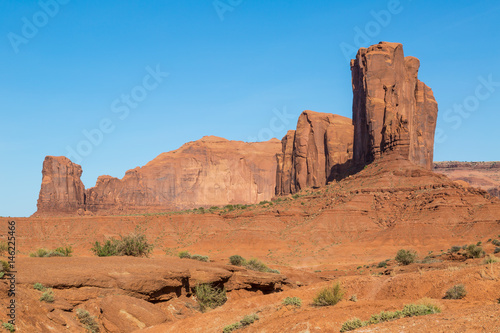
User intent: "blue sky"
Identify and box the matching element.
[1,0,499,217]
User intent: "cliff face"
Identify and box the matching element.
[351,42,438,170]
[35,137,281,216]
[36,156,86,214]
[275,111,353,195]
[433,161,500,199]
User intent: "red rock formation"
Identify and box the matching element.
[36,156,86,214]
[275,111,353,195]
[351,41,438,170]
[35,137,281,215]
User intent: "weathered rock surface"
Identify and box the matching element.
[434,161,500,198]
[35,136,281,215]
[276,111,353,195]
[36,156,86,214]
[351,41,438,170]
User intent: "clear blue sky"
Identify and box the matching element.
[1,0,499,217]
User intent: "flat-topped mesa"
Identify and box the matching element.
[276,110,353,195]
[351,41,438,170]
[36,156,86,214]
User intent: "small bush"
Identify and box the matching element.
[2,323,15,333]
[402,303,438,317]
[444,284,467,299]
[91,234,152,257]
[492,239,500,246]
[483,255,499,264]
[222,323,241,333]
[245,258,279,273]
[76,308,100,333]
[340,318,364,332]
[191,254,209,262]
[91,240,119,257]
[377,261,387,268]
[0,241,7,255]
[240,314,259,326]
[416,297,442,313]
[229,255,246,266]
[494,247,500,254]
[282,297,302,307]
[33,283,45,291]
[465,244,484,258]
[395,249,417,265]
[178,251,191,259]
[40,289,55,303]
[450,246,461,253]
[313,282,344,306]
[29,247,72,257]
[349,294,358,302]
[1,260,9,273]
[194,284,227,312]
[367,311,402,324]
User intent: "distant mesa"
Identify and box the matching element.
[35,42,449,215]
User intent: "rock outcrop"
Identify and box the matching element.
[36,156,86,214]
[275,111,353,195]
[351,41,438,170]
[35,137,281,215]
[434,161,500,199]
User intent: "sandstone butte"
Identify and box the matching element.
[35,136,281,216]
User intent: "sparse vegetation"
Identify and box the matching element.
[76,308,100,333]
[178,251,209,262]
[33,283,45,291]
[483,254,499,264]
[229,255,246,266]
[1,322,15,332]
[0,241,8,255]
[465,244,484,258]
[450,246,461,253]
[340,301,441,332]
[377,260,388,268]
[349,294,358,302]
[492,239,500,246]
[494,247,500,254]
[29,246,73,257]
[91,233,152,257]
[313,282,344,306]
[282,297,302,307]
[194,284,227,312]
[40,289,55,303]
[444,284,467,299]
[222,314,259,332]
[395,249,417,265]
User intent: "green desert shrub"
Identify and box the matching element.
[339,300,441,332]
[377,260,387,268]
[492,239,500,246]
[240,314,259,326]
[40,289,55,303]
[1,260,9,272]
[194,284,227,312]
[222,323,241,333]
[395,249,417,265]
[76,308,100,333]
[282,297,302,307]
[465,244,484,258]
[178,251,191,259]
[229,255,246,266]
[450,246,461,253]
[2,322,15,333]
[29,246,72,257]
[191,254,209,262]
[313,282,344,306]
[33,283,45,291]
[91,234,152,257]
[245,258,279,273]
[340,318,364,332]
[444,284,467,299]
[494,247,500,254]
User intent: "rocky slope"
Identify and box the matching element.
[351,42,438,170]
[434,161,500,198]
[35,137,281,216]
[275,111,353,195]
